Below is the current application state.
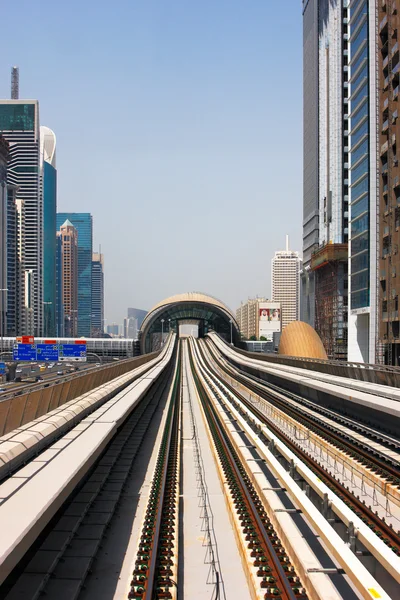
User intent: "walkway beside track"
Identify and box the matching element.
[179,340,248,599]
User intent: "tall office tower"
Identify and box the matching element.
[378,2,400,364]
[302,0,349,360]
[301,0,319,328]
[91,252,104,336]
[57,220,78,337]
[236,298,281,341]
[271,237,301,330]
[40,126,57,337]
[24,269,34,335]
[0,136,8,341]
[347,0,378,363]
[56,235,64,337]
[6,186,18,336]
[0,100,42,336]
[56,213,93,336]
[15,199,26,334]
[127,307,148,329]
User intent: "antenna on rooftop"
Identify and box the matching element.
[11,66,19,99]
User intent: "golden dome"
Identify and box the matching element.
[278,321,328,360]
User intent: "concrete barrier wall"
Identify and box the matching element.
[0,353,158,437]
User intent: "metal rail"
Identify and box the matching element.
[188,343,306,600]
[202,340,400,556]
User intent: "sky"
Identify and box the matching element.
[1,0,303,324]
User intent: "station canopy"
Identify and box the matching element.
[139,292,240,353]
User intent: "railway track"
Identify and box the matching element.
[201,339,400,556]
[188,343,309,600]
[129,349,181,600]
[1,350,177,600]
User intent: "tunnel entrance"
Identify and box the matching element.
[139,292,240,353]
[178,320,199,338]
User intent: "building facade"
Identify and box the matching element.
[91,252,104,336]
[57,219,78,337]
[302,0,349,360]
[378,1,400,364]
[347,0,378,363]
[271,238,301,330]
[0,100,42,336]
[236,298,281,340]
[40,126,57,337]
[0,137,8,342]
[56,213,93,337]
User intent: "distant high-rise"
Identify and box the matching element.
[56,213,93,337]
[127,307,147,328]
[57,220,78,337]
[0,99,42,336]
[41,126,57,337]
[0,136,8,340]
[271,237,301,330]
[15,199,26,335]
[91,252,104,336]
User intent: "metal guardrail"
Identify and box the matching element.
[0,352,158,437]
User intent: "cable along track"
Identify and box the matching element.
[204,339,400,555]
[188,342,307,600]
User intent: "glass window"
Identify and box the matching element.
[351,268,369,291]
[351,250,369,273]
[351,288,369,310]
[0,104,35,131]
[351,99,368,131]
[351,174,368,201]
[350,5,368,34]
[350,64,368,92]
[351,231,369,255]
[351,194,368,219]
[351,213,369,236]
[351,83,368,114]
[351,22,368,56]
[351,46,368,76]
[351,157,368,184]
[351,139,368,165]
[351,120,368,147]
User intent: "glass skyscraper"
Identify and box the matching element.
[41,127,57,337]
[56,213,93,337]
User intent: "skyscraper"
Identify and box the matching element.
[302,0,349,360]
[57,220,78,337]
[56,213,93,337]
[127,308,148,328]
[271,237,301,330]
[15,199,26,335]
[41,126,57,337]
[0,100,42,336]
[91,252,104,336]
[302,0,378,363]
[378,2,400,364]
[0,136,8,342]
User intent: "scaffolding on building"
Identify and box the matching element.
[311,243,348,360]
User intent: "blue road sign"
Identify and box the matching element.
[59,344,87,361]
[36,344,59,362]
[0,362,6,374]
[13,344,37,361]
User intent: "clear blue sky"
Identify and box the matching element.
[1,0,303,324]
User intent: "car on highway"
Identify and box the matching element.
[57,370,63,375]
[0,388,6,393]
[35,376,43,382]
[16,369,22,374]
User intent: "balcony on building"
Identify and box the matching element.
[382,161,389,175]
[381,140,389,155]
[384,225,390,237]
[384,96,389,111]
[394,175,400,188]
[383,182,389,195]
[393,40,399,60]
[382,118,389,133]
[394,85,399,99]
[382,0,387,11]
[384,76,390,90]
[381,269,387,280]
[392,63,400,84]
[383,54,389,69]
[383,311,389,320]
[380,14,388,32]
[392,132,397,146]
[393,109,399,123]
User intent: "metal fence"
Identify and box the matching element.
[0,352,158,437]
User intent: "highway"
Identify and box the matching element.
[0,335,399,599]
